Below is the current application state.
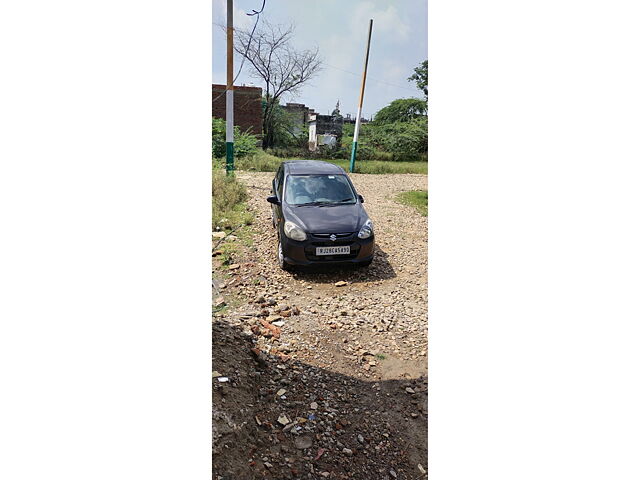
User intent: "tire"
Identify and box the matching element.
[359,259,373,268]
[277,238,292,271]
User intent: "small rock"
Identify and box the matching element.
[310,402,318,410]
[212,371,221,377]
[266,315,283,323]
[335,281,348,287]
[214,296,225,308]
[294,435,313,449]
[212,232,226,239]
[272,320,285,327]
[264,462,273,469]
[292,306,301,315]
[405,387,415,394]
[390,469,397,478]
[342,448,353,456]
[276,388,286,397]
[281,310,292,317]
[418,463,427,475]
[321,473,330,478]
[228,264,240,270]
[277,415,291,426]
[357,434,364,444]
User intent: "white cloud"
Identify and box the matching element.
[351,1,410,44]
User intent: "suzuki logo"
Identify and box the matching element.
[329,234,337,242]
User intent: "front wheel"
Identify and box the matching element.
[277,238,292,271]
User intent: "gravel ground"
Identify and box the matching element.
[213,172,428,479]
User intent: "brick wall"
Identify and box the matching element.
[212,84,263,136]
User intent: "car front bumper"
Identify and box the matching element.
[281,231,374,266]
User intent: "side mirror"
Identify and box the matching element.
[267,195,281,205]
[358,194,364,203]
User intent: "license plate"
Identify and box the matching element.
[316,246,350,256]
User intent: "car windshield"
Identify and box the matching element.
[284,174,356,206]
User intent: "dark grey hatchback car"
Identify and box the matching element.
[267,160,375,270]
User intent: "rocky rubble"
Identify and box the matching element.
[213,172,428,479]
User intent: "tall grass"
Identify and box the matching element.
[213,150,428,175]
[212,169,253,230]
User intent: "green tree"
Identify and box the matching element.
[408,60,428,99]
[374,98,427,124]
[263,100,306,148]
[212,118,258,158]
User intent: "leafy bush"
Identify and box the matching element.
[341,114,427,161]
[212,117,259,158]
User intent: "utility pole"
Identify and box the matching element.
[349,19,373,174]
[225,0,234,176]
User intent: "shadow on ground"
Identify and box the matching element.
[213,319,427,480]
[290,245,396,284]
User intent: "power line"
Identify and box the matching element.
[324,63,419,93]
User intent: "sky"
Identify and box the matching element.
[213,0,427,120]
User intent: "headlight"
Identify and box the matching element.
[284,221,307,241]
[357,219,373,239]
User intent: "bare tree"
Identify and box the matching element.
[232,21,322,148]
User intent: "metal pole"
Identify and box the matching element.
[349,19,373,173]
[225,0,234,176]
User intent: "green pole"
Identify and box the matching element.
[349,141,358,172]
[226,141,234,175]
[349,19,373,173]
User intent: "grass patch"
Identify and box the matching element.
[396,190,428,216]
[214,226,256,269]
[375,353,387,360]
[212,168,253,230]
[214,150,427,175]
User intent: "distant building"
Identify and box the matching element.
[343,113,371,125]
[284,101,348,151]
[282,103,310,136]
[212,84,263,136]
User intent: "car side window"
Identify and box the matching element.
[273,167,282,194]
[277,170,285,198]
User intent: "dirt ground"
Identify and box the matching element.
[213,172,428,479]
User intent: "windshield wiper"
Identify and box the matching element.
[295,201,330,206]
[296,198,355,206]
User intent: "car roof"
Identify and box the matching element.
[283,160,346,175]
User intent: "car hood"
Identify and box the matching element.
[283,203,366,234]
